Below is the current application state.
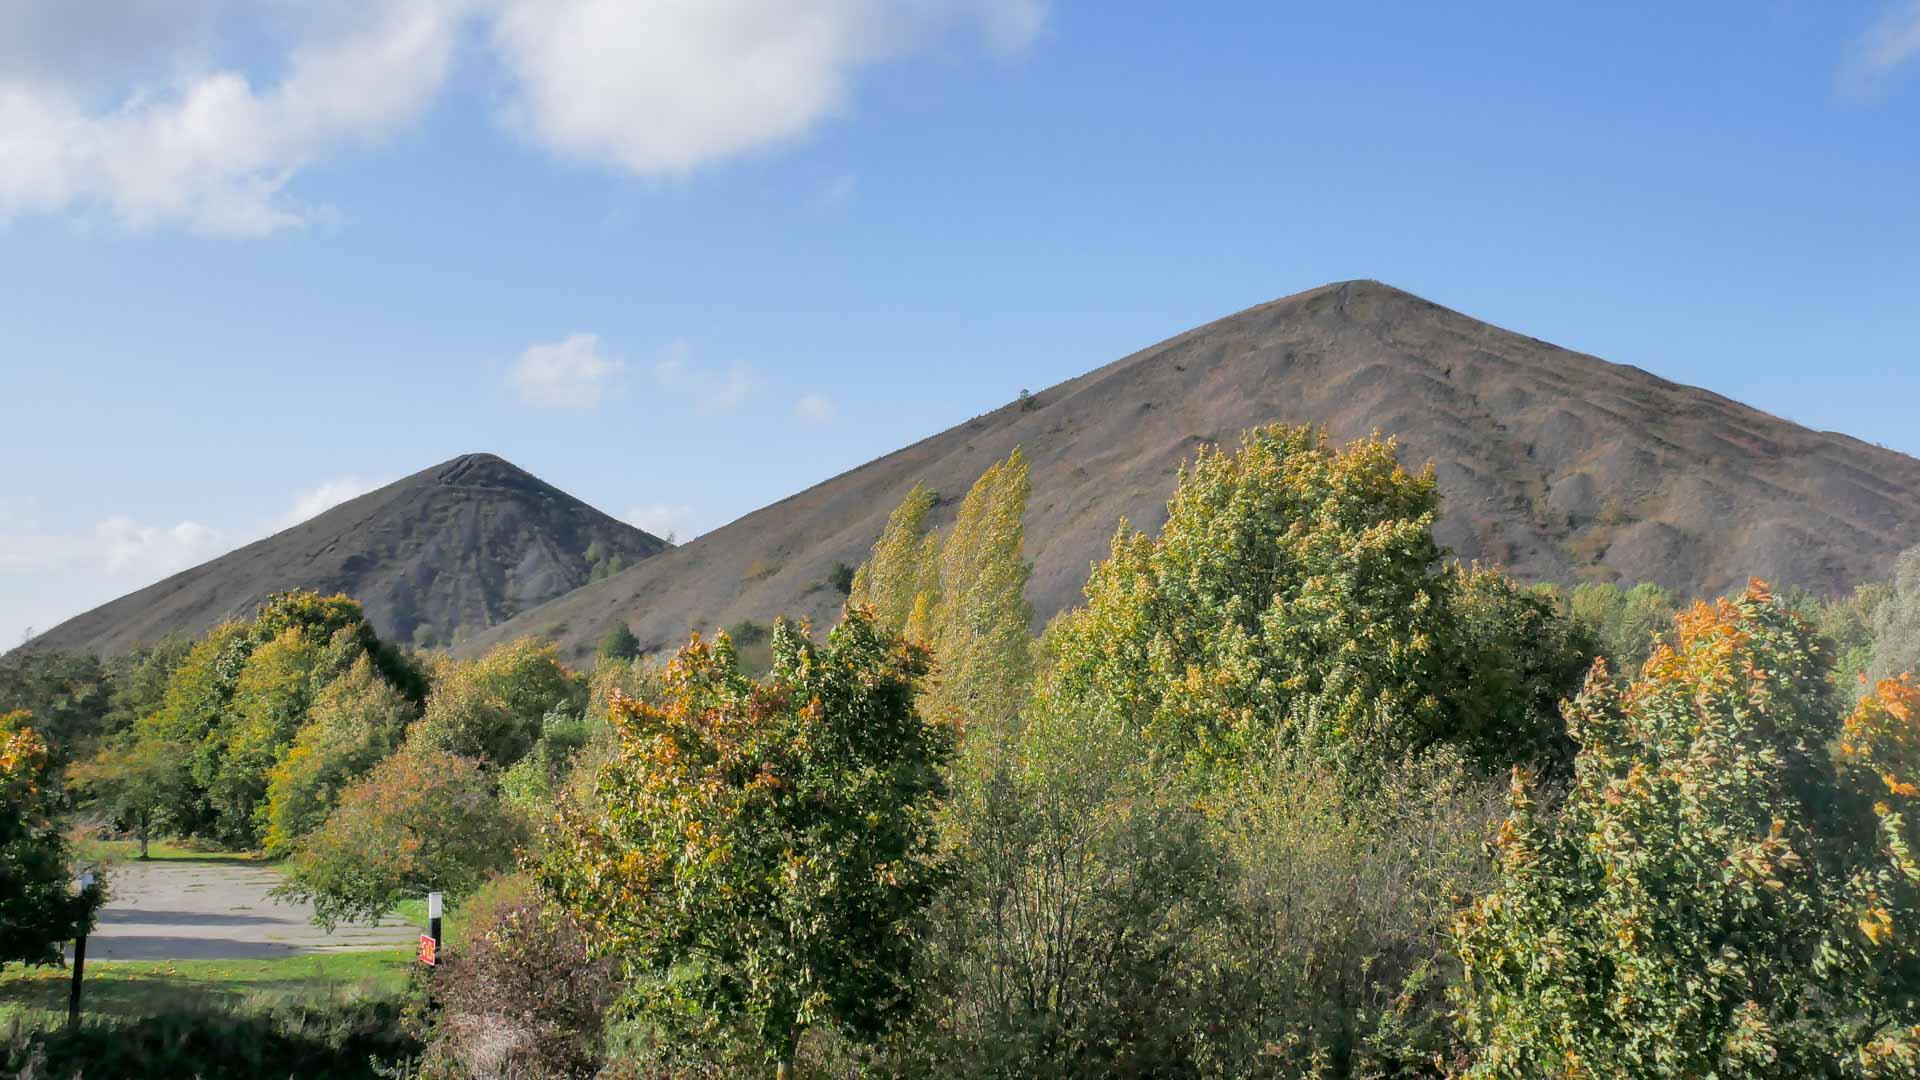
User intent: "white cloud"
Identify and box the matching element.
[796,393,836,423]
[625,503,700,543]
[1844,1,1920,96]
[511,332,623,409]
[650,341,758,412]
[0,0,1048,234]
[278,476,383,530]
[0,0,469,234]
[94,517,224,576]
[0,507,232,644]
[488,0,1047,175]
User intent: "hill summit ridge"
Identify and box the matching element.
[30,452,667,654]
[461,280,1920,662]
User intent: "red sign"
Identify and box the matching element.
[418,934,438,966]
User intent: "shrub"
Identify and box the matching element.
[914,704,1222,1077]
[827,561,857,596]
[1569,580,1678,676]
[4,999,419,1079]
[277,748,526,928]
[595,623,641,664]
[417,877,620,1079]
[414,640,581,770]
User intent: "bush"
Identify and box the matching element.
[277,748,526,928]
[415,640,582,770]
[416,876,620,1079]
[1568,580,1678,676]
[1189,751,1501,1076]
[912,708,1222,1077]
[4,999,420,1079]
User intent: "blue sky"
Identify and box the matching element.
[3,0,1918,645]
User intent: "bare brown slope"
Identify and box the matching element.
[29,453,668,654]
[469,280,1920,663]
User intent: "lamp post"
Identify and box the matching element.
[67,871,95,1029]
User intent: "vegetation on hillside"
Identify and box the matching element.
[8,422,1920,1076]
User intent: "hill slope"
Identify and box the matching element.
[30,453,667,654]
[465,280,1920,664]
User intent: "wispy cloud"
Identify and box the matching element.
[651,341,759,413]
[512,332,623,410]
[278,476,386,530]
[1842,1,1920,97]
[796,393,837,423]
[625,503,700,544]
[819,172,857,209]
[0,504,231,643]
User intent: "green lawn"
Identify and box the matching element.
[73,837,265,866]
[0,950,414,1033]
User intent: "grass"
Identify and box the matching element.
[0,950,414,1033]
[2,952,421,1078]
[73,836,264,866]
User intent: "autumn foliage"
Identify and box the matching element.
[1455,582,1920,1076]
[540,606,952,1071]
[1,710,92,967]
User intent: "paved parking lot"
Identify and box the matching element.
[81,860,421,960]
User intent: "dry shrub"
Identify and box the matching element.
[420,874,619,1079]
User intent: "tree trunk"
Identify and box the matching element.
[137,821,150,860]
[775,1061,791,1080]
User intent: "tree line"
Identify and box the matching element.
[6,422,1920,1076]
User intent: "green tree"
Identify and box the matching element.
[1453,582,1920,1077]
[100,638,191,741]
[68,732,194,860]
[413,639,581,769]
[0,711,93,968]
[1569,579,1679,675]
[849,482,940,638]
[541,609,953,1076]
[0,648,111,763]
[277,747,525,928]
[924,449,1034,735]
[261,656,417,856]
[205,627,331,846]
[1449,565,1597,774]
[595,622,641,664]
[1867,544,1920,690]
[1030,425,1511,777]
[138,591,423,848]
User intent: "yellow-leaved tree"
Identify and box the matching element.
[1454,582,1920,1077]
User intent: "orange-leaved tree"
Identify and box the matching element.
[540,606,953,1076]
[1454,581,1920,1077]
[2,710,94,968]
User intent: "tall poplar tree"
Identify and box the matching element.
[848,482,940,637]
[924,449,1034,734]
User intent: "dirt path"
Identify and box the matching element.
[83,861,421,960]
